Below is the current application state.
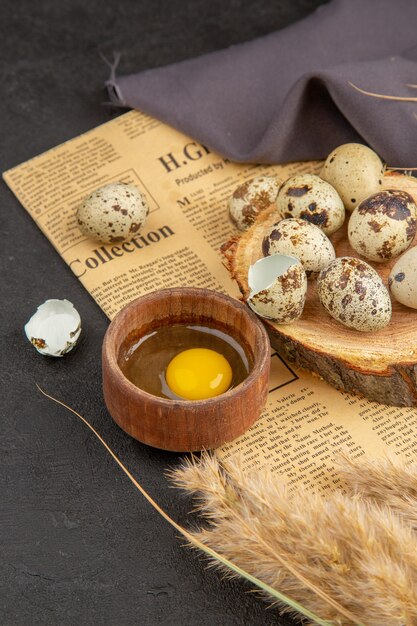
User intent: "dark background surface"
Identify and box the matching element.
[1,1,328,624]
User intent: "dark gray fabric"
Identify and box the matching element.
[109,0,417,167]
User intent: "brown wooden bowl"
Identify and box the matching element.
[102,287,271,451]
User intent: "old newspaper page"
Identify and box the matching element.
[4,109,417,492]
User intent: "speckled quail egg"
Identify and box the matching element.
[348,190,417,262]
[276,173,345,235]
[228,176,280,230]
[317,257,392,331]
[262,218,335,278]
[77,182,149,244]
[389,246,417,309]
[247,254,307,323]
[320,143,385,212]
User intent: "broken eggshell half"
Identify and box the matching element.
[24,299,81,357]
[247,254,307,324]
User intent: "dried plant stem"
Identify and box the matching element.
[348,82,417,170]
[36,386,331,626]
[348,82,417,102]
[386,167,417,171]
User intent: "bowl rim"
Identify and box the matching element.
[102,287,271,408]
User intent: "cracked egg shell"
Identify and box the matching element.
[348,190,417,263]
[276,173,345,235]
[317,257,391,332]
[247,255,307,324]
[320,143,384,212]
[262,218,335,278]
[24,299,81,357]
[228,176,280,231]
[389,247,417,309]
[77,182,149,244]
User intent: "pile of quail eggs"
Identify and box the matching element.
[229,143,417,331]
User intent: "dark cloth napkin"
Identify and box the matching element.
[108,0,417,167]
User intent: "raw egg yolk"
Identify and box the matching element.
[166,348,233,401]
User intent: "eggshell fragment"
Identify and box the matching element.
[247,255,307,323]
[320,143,384,212]
[228,176,280,231]
[348,190,417,262]
[77,182,149,244]
[262,218,335,278]
[276,173,345,235]
[24,299,81,357]
[317,257,392,332]
[389,247,417,309]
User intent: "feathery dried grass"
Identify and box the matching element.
[37,387,331,624]
[170,454,417,626]
[337,453,417,531]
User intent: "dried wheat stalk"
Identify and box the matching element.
[37,387,330,625]
[349,82,417,103]
[170,454,417,625]
[349,81,417,170]
[337,453,417,531]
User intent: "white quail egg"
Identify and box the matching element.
[247,254,307,324]
[228,176,280,230]
[320,143,385,212]
[276,173,345,235]
[348,190,417,262]
[25,300,81,357]
[262,218,335,278]
[389,246,417,309]
[317,257,392,331]
[77,182,149,244]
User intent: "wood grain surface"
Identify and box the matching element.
[102,288,271,451]
[223,171,417,406]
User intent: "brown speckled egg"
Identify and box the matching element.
[389,247,417,309]
[228,176,280,230]
[348,190,417,263]
[276,173,345,235]
[247,255,307,324]
[262,218,335,278]
[320,143,384,212]
[317,257,392,331]
[77,182,149,244]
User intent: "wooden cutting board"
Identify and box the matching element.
[222,171,417,406]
